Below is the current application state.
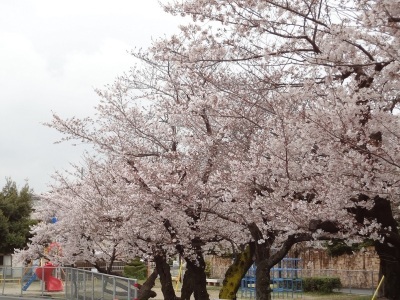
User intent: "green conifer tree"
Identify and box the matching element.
[0,178,36,254]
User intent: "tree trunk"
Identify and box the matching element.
[255,261,272,300]
[375,241,400,300]
[350,196,400,299]
[154,255,178,300]
[369,197,400,300]
[180,265,194,300]
[137,269,158,300]
[378,231,400,298]
[219,243,255,300]
[246,223,312,300]
[178,254,209,300]
[185,257,210,300]
[248,222,273,300]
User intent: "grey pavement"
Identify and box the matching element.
[339,288,374,295]
[0,297,53,300]
[0,288,376,300]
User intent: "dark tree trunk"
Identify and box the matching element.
[137,269,158,300]
[350,196,400,300]
[248,223,312,300]
[219,243,255,300]
[375,241,400,300]
[248,222,272,300]
[154,255,179,300]
[185,256,210,300]
[255,261,272,300]
[180,265,194,300]
[367,197,400,300]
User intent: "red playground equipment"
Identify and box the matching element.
[35,262,63,292]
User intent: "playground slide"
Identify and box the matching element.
[35,262,63,292]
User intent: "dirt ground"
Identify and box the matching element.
[150,281,371,300]
[0,279,371,300]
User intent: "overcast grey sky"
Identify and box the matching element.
[0,0,181,194]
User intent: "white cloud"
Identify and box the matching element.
[0,0,182,193]
[34,0,161,18]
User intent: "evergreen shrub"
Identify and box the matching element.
[123,258,147,280]
[303,277,342,293]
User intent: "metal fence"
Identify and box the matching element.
[0,266,138,300]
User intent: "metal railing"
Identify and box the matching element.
[0,266,138,300]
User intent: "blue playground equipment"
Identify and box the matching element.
[240,258,303,299]
[21,260,41,291]
[22,273,37,291]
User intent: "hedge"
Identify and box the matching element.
[303,277,342,293]
[123,258,147,280]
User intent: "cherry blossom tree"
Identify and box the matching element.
[18,0,400,299]
[42,52,392,300]
[158,0,400,298]
[17,158,141,269]
[37,72,250,299]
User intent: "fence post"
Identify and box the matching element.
[67,268,76,299]
[1,267,4,295]
[65,268,68,300]
[101,273,104,300]
[83,270,86,300]
[41,265,44,296]
[19,267,22,296]
[76,269,79,300]
[371,270,374,290]
[349,271,352,294]
[128,278,131,300]
[113,276,116,300]
[91,272,94,300]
